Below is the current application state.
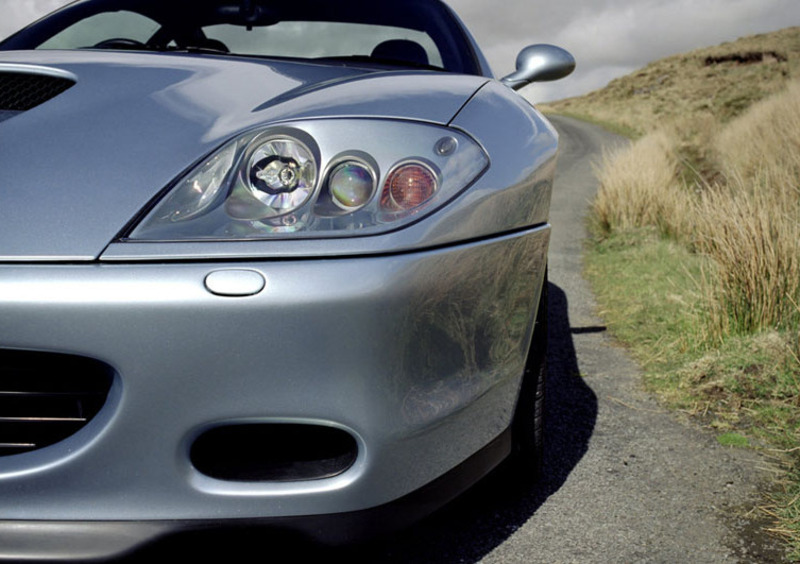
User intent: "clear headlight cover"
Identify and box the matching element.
[129,119,488,241]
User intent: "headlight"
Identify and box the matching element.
[129,120,488,240]
[226,135,317,221]
[328,161,376,211]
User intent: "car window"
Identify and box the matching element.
[203,22,445,68]
[0,0,482,75]
[37,11,160,50]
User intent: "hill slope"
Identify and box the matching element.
[547,26,800,136]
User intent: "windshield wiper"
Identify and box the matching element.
[315,55,446,72]
[168,45,230,55]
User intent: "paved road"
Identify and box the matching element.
[127,116,787,563]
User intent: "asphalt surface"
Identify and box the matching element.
[124,116,788,563]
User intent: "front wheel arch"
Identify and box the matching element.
[510,268,548,479]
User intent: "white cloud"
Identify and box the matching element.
[0,0,68,39]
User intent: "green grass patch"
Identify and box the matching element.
[585,227,800,557]
[717,432,750,448]
[584,228,708,375]
[783,477,800,561]
[769,469,800,561]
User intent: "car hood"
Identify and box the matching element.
[0,51,487,261]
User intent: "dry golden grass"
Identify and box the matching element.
[715,80,800,185]
[699,81,800,337]
[592,130,692,240]
[696,183,800,337]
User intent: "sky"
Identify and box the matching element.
[1,0,799,102]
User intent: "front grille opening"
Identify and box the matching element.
[0,72,75,112]
[0,350,114,457]
[191,424,358,482]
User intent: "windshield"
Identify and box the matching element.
[0,0,481,75]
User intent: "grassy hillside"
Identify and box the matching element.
[547,26,800,136]
[550,27,800,560]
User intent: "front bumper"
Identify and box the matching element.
[0,226,548,557]
[0,430,511,560]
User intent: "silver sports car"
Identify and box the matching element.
[0,0,574,559]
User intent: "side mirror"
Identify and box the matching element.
[501,44,575,91]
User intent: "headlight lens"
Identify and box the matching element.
[129,119,488,241]
[246,137,315,199]
[153,141,237,223]
[226,136,317,221]
[329,161,376,211]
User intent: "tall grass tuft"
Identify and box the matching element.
[696,182,800,337]
[592,130,693,240]
[699,82,800,337]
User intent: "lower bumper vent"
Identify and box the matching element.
[191,424,358,482]
[0,350,114,457]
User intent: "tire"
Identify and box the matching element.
[510,270,548,480]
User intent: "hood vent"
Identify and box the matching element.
[0,72,75,123]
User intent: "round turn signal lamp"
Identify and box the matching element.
[381,162,438,212]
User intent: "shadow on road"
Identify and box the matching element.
[120,283,597,563]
